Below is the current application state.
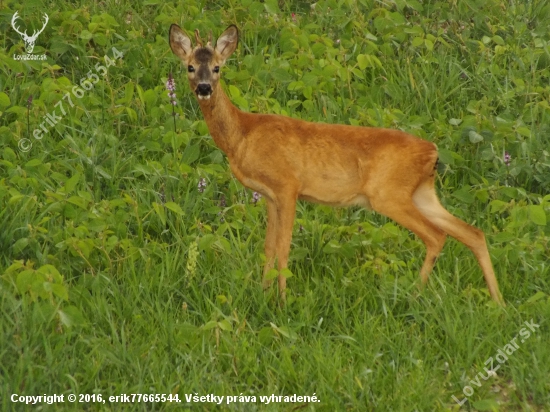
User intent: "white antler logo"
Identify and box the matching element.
[11,11,49,54]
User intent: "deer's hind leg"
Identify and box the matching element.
[412,178,504,305]
[369,191,447,285]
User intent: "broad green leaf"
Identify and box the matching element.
[3,147,16,161]
[526,291,547,303]
[491,232,516,243]
[276,326,298,340]
[489,200,509,213]
[50,283,69,301]
[424,39,434,50]
[143,89,157,107]
[357,54,369,70]
[67,196,88,209]
[25,159,42,167]
[16,270,34,293]
[452,187,475,204]
[152,202,166,226]
[203,206,221,215]
[37,265,63,283]
[437,148,455,165]
[492,35,505,45]
[270,323,298,340]
[9,194,27,204]
[199,234,216,251]
[280,268,294,279]
[476,189,489,202]
[351,68,365,80]
[0,92,10,109]
[258,327,274,345]
[80,30,93,40]
[182,144,200,165]
[64,172,81,194]
[411,37,424,47]
[291,247,309,260]
[218,320,233,331]
[365,32,377,41]
[126,107,137,122]
[4,260,25,274]
[357,54,381,70]
[232,94,249,110]
[481,148,494,160]
[58,306,86,327]
[323,240,342,254]
[516,127,531,138]
[5,106,26,116]
[143,141,161,152]
[214,237,232,254]
[406,0,424,11]
[93,33,110,45]
[75,240,93,259]
[228,85,241,99]
[202,320,218,330]
[468,130,484,143]
[265,268,279,281]
[124,82,134,102]
[498,187,519,199]
[12,238,29,254]
[165,201,184,215]
[270,68,293,82]
[528,205,546,226]
[264,0,280,14]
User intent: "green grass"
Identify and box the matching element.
[1,0,550,410]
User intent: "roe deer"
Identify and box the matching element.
[169,24,504,305]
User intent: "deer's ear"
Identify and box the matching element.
[169,24,193,62]
[215,25,238,63]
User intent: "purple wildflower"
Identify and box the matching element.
[252,191,262,204]
[166,72,177,132]
[27,95,33,108]
[166,72,177,106]
[504,152,511,167]
[198,178,207,193]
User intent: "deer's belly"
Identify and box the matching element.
[229,158,370,208]
[298,192,371,208]
[298,175,370,208]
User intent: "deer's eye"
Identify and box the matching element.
[213,66,220,73]
[187,65,195,73]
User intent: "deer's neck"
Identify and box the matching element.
[197,83,242,157]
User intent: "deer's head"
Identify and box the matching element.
[169,24,238,101]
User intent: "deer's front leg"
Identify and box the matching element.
[273,193,297,299]
[262,199,278,289]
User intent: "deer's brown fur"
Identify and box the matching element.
[169,24,504,305]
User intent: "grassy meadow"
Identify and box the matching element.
[1,0,550,410]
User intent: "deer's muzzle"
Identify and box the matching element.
[196,83,212,99]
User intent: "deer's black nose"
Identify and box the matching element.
[196,83,212,96]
